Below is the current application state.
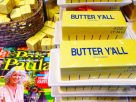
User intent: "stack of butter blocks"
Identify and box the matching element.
[49,9,136,102]
[26,21,55,51]
[0,0,37,23]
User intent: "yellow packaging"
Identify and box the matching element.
[109,0,115,2]
[10,8,22,21]
[62,11,127,40]
[20,5,32,19]
[60,40,136,81]
[41,38,52,51]
[0,0,14,14]
[15,0,25,6]
[132,21,136,33]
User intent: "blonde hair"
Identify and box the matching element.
[4,66,26,84]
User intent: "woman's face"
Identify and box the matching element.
[9,72,21,85]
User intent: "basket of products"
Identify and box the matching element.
[0,0,44,47]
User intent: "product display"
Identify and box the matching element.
[62,11,127,40]
[56,97,128,102]
[0,0,136,101]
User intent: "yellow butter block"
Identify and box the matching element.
[72,0,79,3]
[0,14,7,17]
[25,0,38,10]
[60,40,136,80]
[79,0,86,3]
[41,27,54,37]
[44,21,55,29]
[10,8,22,21]
[133,21,136,33]
[20,5,32,19]
[0,0,14,14]
[26,36,40,51]
[41,38,52,51]
[62,11,126,40]
[0,17,10,23]
[15,0,25,6]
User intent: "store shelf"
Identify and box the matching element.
[49,49,136,87]
[55,97,129,102]
[54,22,131,46]
[57,0,132,8]
[51,86,136,97]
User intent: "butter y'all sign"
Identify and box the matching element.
[71,47,128,56]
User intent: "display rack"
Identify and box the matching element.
[51,86,136,97]
[57,0,132,7]
[49,49,136,86]
[55,97,129,102]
